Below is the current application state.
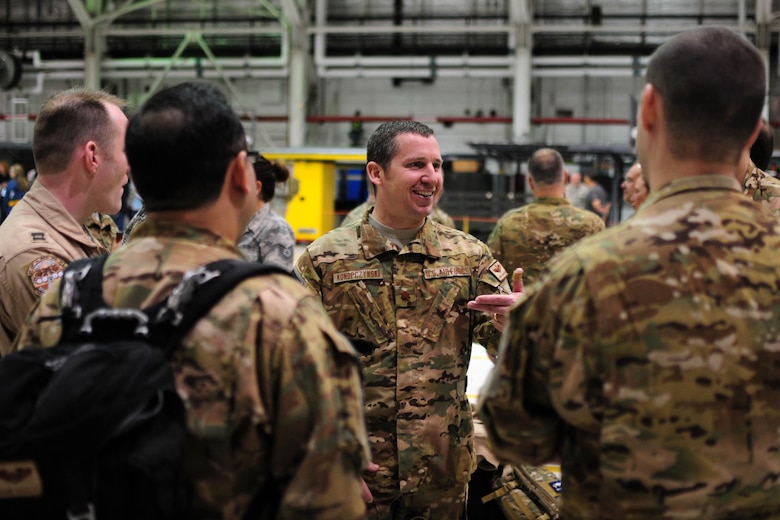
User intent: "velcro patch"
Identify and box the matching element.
[488,260,508,282]
[423,266,472,279]
[27,255,67,295]
[0,460,43,498]
[334,269,383,284]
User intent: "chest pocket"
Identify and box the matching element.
[420,266,473,344]
[345,281,394,347]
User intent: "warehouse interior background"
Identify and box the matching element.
[1,0,779,240]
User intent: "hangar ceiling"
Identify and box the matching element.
[0,1,767,62]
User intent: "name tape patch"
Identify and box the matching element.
[334,269,383,284]
[0,461,43,498]
[423,266,472,279]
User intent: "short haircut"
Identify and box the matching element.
[252,155,289,202]
[367,120,434,171]
[750,119,774,171]
[528,148,565,185]
[126,82,247,211]
[32,87,127,175]
[645,26,765,164]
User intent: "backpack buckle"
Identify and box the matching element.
[67,503,95,520]
[158,265,220,325]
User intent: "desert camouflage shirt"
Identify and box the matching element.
[295,217,509,503]
[238,203,296,272]
[741,160,780,218]
[15,220,371,520]
[479,175,780,520]
[487,196,604,286]
[85,212,119,251]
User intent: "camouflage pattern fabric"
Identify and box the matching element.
[487,196,604,286]
[121,205,146,245]
[295,217,510,518]
[741,159,780,218]
[238,203,296,272]
[14,220,371,520]
[85,212,120,251]
[478,175,780,520]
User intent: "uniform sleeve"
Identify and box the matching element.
[0,252,65,355]
[262,293,370,520]
[293,250,323,297]
[11,277,66,353]
[477,251,597,467]
[258,222,296,272]
[473,249,511,356]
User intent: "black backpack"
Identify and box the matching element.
[0,255,288,520]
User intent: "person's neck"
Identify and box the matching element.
[147,202,244,244]
[534,186,565,199]
[35,172,92,225]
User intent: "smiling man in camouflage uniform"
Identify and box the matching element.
[479,27,780,519]
[487,147,604,286]
[14,82,371,519]
[296,120,518,519]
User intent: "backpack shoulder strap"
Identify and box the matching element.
[59,254,110,341]
[147,259,291,351]
[59,256,289,352]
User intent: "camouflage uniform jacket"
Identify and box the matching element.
[295,216,509,500]
[122,205,146,245]
[0,181,108,355]
[742,160,780,218]
[478,175,780,520]
[85,212,120,251]
[14,220,371,520]
[238,203,296,272]
[487,196,604,286]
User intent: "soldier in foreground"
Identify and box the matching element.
[296,120,521,519]
[479,26,780,519]
[14,82,371,519]
[487,147,604,286]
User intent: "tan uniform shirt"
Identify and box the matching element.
[0,181,109,355]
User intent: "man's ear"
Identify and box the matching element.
[228,151,252,195]
[639,83,657,132]
[83,141,99,176]
[366,161,382,189]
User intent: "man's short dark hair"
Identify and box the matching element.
[367,120,434,171]
[126,82,246,211]
[528,148,565,186]
[33,87,127,176]
[750,118,774,171]
[646,26,765,165]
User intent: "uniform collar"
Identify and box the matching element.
[358,210,443,260]
[643,174,741,207]
[129,219,243,254]
[531,196,571,206]
[22,181,103,250]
